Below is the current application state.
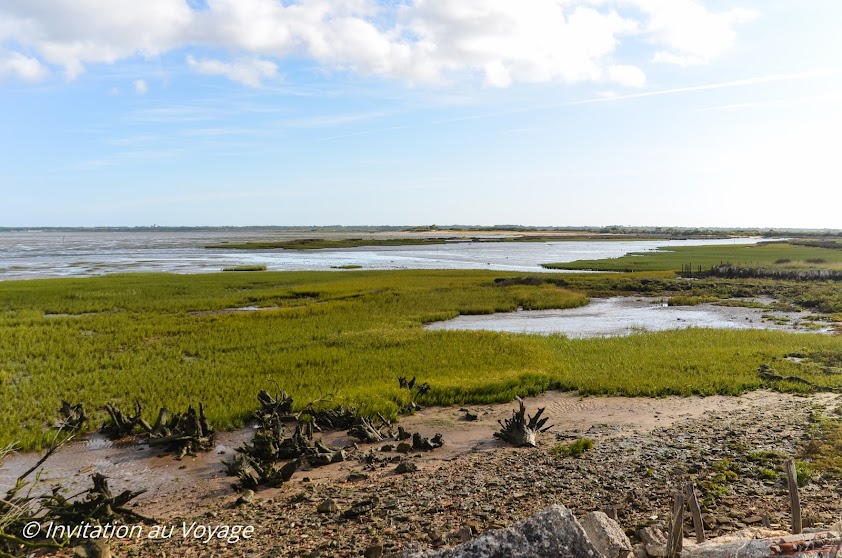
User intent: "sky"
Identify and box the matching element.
[0,0,840,228]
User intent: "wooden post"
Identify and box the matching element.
[666,491,685,558]
[785,458,802,535]
[685,481,706,543]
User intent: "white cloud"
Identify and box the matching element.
[627,0,758,66]
[186,55,278,87]
[0,0,756,86]
[0,49,49,81]
[133,79,148,94]
[0,0,193,78]
[399,1,640,87]
[607,64,646,88]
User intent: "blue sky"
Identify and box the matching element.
[1,0,840,228]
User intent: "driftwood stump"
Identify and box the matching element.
[494,397,552,447]
[102,401,147,439]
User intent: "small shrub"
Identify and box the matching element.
[747,450,784,463]
[794,460,814,487]
[806,258,826,264]
[775,258,792,264]
[759,468,778,481]
[553,438,594,458]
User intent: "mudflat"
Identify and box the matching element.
[8,390,839,557]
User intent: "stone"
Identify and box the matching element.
[317,498,338,514]
[682,531,842,558]
[365,544,385,557]
[396,461,419,474]
[402,504,603,557]
[638,526,667,558]
[580,511,633,558]
[397,442,413,454]
[236,489,255,506]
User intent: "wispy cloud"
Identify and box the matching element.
[317,125,409,141]
[566,68,842,106]
[186,55,278,88]
[700,94,838,112]
[430,68,842,126]
[70,149,184,171]
[279,111,389,129]
[127,105,220,123]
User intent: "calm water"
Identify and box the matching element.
[0,230,773,280]
[425,297,829,338]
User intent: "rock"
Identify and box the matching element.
[402,504,603,557]
[342,498,379,519]
[317,498,338,514]
[396,461,419,474]
[73,539,111,558]
[90,539,111,558]
[348,471,370,481]
[365,544,384,557]
[580,511,632,558]
[639,526,667,558]
[682,531,842,557]
[397,442,413,454]
[236,489,255,506]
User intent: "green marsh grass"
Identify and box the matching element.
[541,242,842,272]
[553,438,594,458]
[1,269,842,450]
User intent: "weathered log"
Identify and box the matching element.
[309,405,359,430]
[147,406,170,436]
[101,401,144,439]
[258,389,293,414]
[412,432,444,451]
[253,389,297,426]
[145,404,214,458]
[41,473,152,526]
[225,454,298,489]
[493,397,552,447]
[348,417,384,443]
